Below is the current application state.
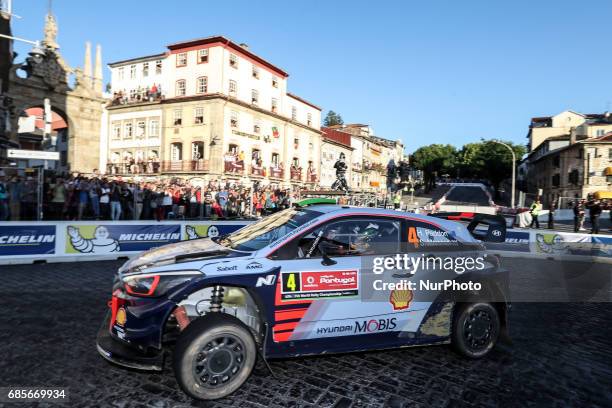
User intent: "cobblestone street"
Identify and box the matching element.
[1,259,611,408]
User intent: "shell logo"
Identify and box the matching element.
[115,307,127,326]
[390,289,413,311]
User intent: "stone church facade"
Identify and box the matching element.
[1,11,105,172]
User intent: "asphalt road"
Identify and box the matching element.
[442,186,491,206]
[1,258,611,407]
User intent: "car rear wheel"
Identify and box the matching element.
[173,313,257,400]
[452,302,500,358]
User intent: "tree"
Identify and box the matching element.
[323,110,344,127]
[475,141,526,198]
[411,144,457,192]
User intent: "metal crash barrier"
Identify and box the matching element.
[0,220,253,265]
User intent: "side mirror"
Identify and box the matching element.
[321,253,337,266]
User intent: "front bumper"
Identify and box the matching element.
[96,311,164,371]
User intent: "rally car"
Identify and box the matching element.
[97,204,509,400]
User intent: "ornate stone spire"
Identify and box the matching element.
[42,12,59,50]
[93,44,103,94]
[83,41,92,79]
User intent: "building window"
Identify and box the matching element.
[176,79,186,96]
[196,76,208,94]
[229,80,237,97]
[136,120,146,139]
[173,109,183,126]
[130,64,136,79]
[291,106,297,121]
[229,53,238,68]
[252,65,259,79]
[171,142,183,161]
[198,49,208,63]
[155,60,162,74]
[230,111,239,128]
[254,120,261,134]
[142,62,149,77]
[112,122,121,140]
[194,107,204,124]
[307,113,312,126]
[192,142,204,160]
[118,67,124,80]
[272,76,278,88]
[271,98,278,113]
[251,89,259,105]
[149,119,159,138]
[123,122,133,139]
[177,52,187,67]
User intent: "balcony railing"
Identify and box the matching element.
[107,162,160,175]
[160,160,209,172]
[306,171,317,183]
[290,167,302,181]
[250,165,266,177]
[224,156,245,174]
[269,166,284,179]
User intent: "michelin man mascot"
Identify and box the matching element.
[68,225,120,254]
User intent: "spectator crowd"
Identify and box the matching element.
[0,173,299,221]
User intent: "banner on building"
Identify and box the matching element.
[0,225,56,256]
[65,224,182,254]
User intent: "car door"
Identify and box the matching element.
[268,215,430,349]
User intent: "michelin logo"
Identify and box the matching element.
[0,234,55,244]
[186,225,220,240]
[68,225,119,254]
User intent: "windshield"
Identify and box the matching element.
[216,208,323,251]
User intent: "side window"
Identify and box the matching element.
[403,220,457,252]
[295,218,401,259]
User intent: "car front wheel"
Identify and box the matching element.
[173,313,257,400]
[452,302,500,358]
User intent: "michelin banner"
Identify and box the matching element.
[65,224,182,255]
[0,225,56,256]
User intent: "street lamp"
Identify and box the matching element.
[482,138,516,209]
[0,33,46,63]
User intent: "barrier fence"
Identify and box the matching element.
[0,221,610,265]
[0,220,252,265]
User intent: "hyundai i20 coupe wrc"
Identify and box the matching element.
[97,204,510,400]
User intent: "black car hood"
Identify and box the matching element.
[118,238,243,274]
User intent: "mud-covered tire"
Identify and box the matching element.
[452,302,500,358]
[173,313,257,400]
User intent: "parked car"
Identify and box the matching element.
[97,203,509,400]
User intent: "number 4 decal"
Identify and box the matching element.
[408,227,419,248]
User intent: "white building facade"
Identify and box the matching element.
[104,36,322,188]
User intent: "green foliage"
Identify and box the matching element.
[323,110,344,127]
[412,141,526,192]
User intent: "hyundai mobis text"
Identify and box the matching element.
[97,205,509,400]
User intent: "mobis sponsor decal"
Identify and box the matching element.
[280,270,358,301]
[315,317,397,336]
[0,225,56,256]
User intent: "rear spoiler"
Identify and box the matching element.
[429,212,506,243]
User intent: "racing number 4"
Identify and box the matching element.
[282,272,301,292]
[408,227,419,248]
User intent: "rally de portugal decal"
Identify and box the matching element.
[280,270,359,301]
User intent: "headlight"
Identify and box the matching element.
[122,271,202,297]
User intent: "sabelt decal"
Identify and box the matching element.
[280,270,358,300]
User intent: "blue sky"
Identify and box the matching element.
[10,0,612,152]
